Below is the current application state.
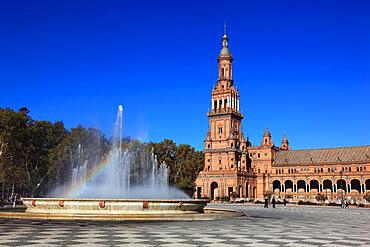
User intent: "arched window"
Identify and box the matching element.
[224,99,227,108]
[221,68,225,78]
[214,100,217,110]
[219,100,222,109]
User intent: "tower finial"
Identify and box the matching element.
[224,21,227,36]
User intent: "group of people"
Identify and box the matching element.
[264,197,287,208]
[0,193,20,208]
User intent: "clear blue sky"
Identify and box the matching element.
[1,0,369,150]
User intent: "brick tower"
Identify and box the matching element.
[195,25,255,200]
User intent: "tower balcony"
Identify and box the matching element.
[204,147,243,154]
[207,108,244,118]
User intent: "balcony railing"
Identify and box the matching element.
[208,108,243,118]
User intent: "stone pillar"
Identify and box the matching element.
[332,184,335,193]
[348,184,351,193]
[360,184,363,194]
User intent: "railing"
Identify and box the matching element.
[208,108,243,118]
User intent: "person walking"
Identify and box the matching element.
[283,198,287,206]
[272,197,276,208]
[264,197,269,208]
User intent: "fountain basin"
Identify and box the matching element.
[23,198,209,215]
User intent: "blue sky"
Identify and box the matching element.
[1,0,369,150]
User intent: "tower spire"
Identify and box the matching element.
[224,21,227,36]
[218,23,232,61]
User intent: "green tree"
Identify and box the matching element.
[48,126,110,190]
[149,139,204,196]
[22,120,66,196]
[0,107,32,197]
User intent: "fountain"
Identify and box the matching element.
[19,105,214,220]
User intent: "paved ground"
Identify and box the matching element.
[0,204,369,246]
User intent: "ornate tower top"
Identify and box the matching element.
[281,134,290,150]
[262,128,273,147]
[218,23,233,61]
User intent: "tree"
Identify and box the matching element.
[148,139,204,196]
[0,107,32,196]
[48,126,110,192]
[22,120,66,196]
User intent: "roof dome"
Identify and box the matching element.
[218,46,232,59]
[218,25,233,61]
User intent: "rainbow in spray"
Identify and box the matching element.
[51,105,188,199]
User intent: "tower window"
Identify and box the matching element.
[221,68,225,78]
[265,138,267,144]
[219,160,221,164]
[218,127,223,134]
[224,99,227,108]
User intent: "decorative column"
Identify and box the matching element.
[332,184,335,193]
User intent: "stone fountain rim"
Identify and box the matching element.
[23,198,210,203]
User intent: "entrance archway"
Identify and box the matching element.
[210,182,219,200]
[297,180,306,192]
[245,182,249,198]
[337,179,347,194]
[310,180,319,192]
[366,179,370,192]
[285,180,293,193]
[273,180,281,194]
[351,179,361,194]
[323,180,332,192]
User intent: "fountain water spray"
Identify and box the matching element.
[51,105,187,199]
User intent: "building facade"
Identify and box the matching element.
[195,28,370,203]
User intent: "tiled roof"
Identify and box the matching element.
[273,145,370,165]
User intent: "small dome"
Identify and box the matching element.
[218,46,232,60]
[263,128,271,137]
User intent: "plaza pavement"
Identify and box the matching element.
[0,203,369,246]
